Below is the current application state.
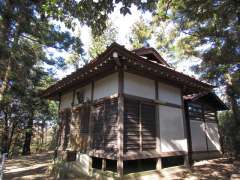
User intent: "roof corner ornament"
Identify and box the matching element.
[113,51,121,67]
[113,51,118,58]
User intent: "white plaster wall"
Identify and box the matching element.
[190,121,208,152]
[206,122,221,151]
[159,105,187,152]
[74,84,92,104]
[60,91,73,110]
[93,73,118,100]
[124,72,155,99]
[158,82,182,105]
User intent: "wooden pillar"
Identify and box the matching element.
[139,103,142,152]
[181,90,191,168]
[54,93,62,160]
[102,159,106,171]
[117,69,124,177]
[156,158,162,170]
[215,111,223,154]
[87,81,95,175]
[88,81,94,152]
[155,80,162,170]
[71,89,76,107]
[202,104,209,152]
[184,101,193,166]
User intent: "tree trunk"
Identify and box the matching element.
[40,120,45,152]
[22,116,34,155]
[1,112,9,154]
[226,83,240,125]
[226,82,240,158]
[0,59,11,102]
[7,122,16,156]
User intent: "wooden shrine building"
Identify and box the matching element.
[42,42,228,177]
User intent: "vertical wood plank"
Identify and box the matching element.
[102,159,106,171]
[155,80,162,170]
[155,80,161,153]
[55,93,62,159]
[181,90,190,168]
[103,101,106,150]
[91,81,94,102]
[184,101,193,166]
[215,111,223,154]
[202,105,209,152]
[72,89,76,107]
[117,69,124,177]
[139,102,142,152]
[88,81,94,152]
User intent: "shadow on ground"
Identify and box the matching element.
[3,152,54,180]
[182,158,239,180]
[3,153,239,180]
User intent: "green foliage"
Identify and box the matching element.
[153,0,240,156]
[219,111,240,157]
[154,0,240,85]
[89,21,118,59]
[129,17,153,49]
[0,0,158,155]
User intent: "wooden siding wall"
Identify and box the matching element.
[91,98,118,154]
[59,108,71,150]
[124,98,156,152]
[69,104,91,152]
[124,99,140,151]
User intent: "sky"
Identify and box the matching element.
[48,4,200,80]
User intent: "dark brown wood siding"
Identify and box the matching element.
[141,103,156,150]
[91,98,118,153]
[91,101,105,150]
[104,98,118,152]
[124,98,156,152]
[59,108,71,150]
[124,99,140,151]
[70,104,91,152]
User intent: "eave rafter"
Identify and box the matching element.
[42,42,213,99]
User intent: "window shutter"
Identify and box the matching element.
[124,99,140,152]
[141,103,156,150]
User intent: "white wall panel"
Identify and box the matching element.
[159,105,187,152]
[158,82,181,105]
[124,72,155,99]
[190,121,207,151]
[60,91,73,110]
[206,122,221,151]
[94,73,118,100]
[74,84,92,104]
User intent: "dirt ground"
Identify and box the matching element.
[2,152,240,180]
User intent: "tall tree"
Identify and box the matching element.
[0,0,158,155]
[0,0,158,101]
[89,21,118,59]
[154,0,240,155]
[129,17,153,49]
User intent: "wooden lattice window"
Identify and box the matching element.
[76,91,84,104]
[91,98,118,152]
[124,99,156,152]
[188,103,217,122]
[188,103,203,121]
[204,106,216,122]
[79,105,90,134]
[141,103,156,150]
